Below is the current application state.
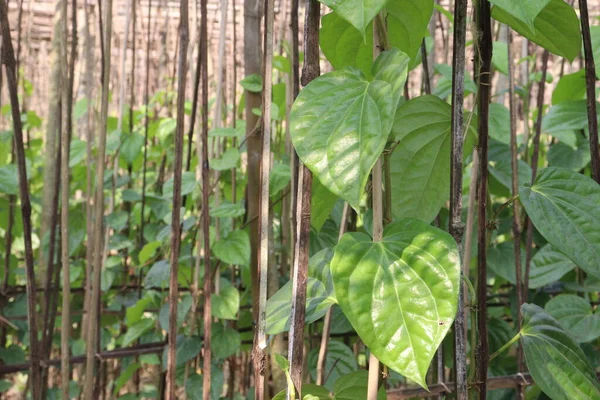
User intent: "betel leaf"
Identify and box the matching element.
[320,12,373,78]
[386,0,434,66]
[211,323,241,360]
[210,148,240,171]
[144,260,170,289]
[307,341,358,390]
[162,171,198,197]
[529,245,576,289]
[266,248,336,334]
[592,26,600,79]
[489,0,550,31]
[212,230,250,266]
[318,0,387,37]
[548,137,591,171]
[122,318,154,347]
[519,167,600,279]
[491,0,581,62]
[543,100,595,133]
[545,295,600,343]
[389,95,476,223]
[551,70,586,105]
[333,370,387,400]
[331,218,460,387]
[311,179,339,231]
[211,283,240,320]
[520,303,600,400]
[487,241,525,284]
[371,49,410,110]
[290,68,394,209]
[0,165,18,195]
[161,335,202,369]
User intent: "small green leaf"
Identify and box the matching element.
[492,0,581,62]
[311,179,339,231]
[487,241,525,284]
[0,165,18,195]
[290,68,394,210]
[491,41,508,75]
[240,74,262,92]
[139,241,161,265]
[270,162,291,197]
[162,335,202,369]
[120,132,145,164]
[211,284,240,320]
[144,260,170,289]
[113,362,140,395]
[158,295,193,331]
[210,202,245,218]
[212,323,241,360]
[529,245,576,288]
[331,218,460,388]
[543,100,595,133]
[489,0,550,31]
[212,230,250,266]
[545,295,600,343]
[210,148,240,171]
[519,167,600,279]
[163,171,199,197]
[308,341,358,390]
[333,370,387,400]
[126,295,153,326]
[318,0,387,37]
[520,303,600,400]
[122,318,154,347]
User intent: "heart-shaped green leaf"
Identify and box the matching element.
[529,245,576,289]
[389,95,477,223]
[386,0,434,65]
[307,341,358,390]
[545,295,600,344]
[489,0,550,31]
[519,167,600,279]
[318,0,387,37]
[290,68,394,209]
[331,218,460,387]
[520,303,600,399]
[492,0,581,62]
[320,12,374,78]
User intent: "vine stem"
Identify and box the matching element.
[0,2,42,398]
[367,14,385,400]
[578,0,600,183]
[287,1,320,397]
[253,0,275,396]
[475,0,492,397]
[448,0,468,398]
[489,332,521,362]
[166,0,188,397]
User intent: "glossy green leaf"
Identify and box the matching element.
[519,167,600,279]
[331,218,460,387]
[489,0,550,31]
[290,68,394,209]
[210,202,245,218]
[320,12,373,78]
[212,230,250,266]
[551,70,586,105]
[492,0,581,62]
[113,362,140,395]
[520,303,600,399]
[489,159,532,195]
[122,318,154,347]
[240,74,262,92]
[371,49,410,109]
[529,245,576,289]
[318,0,387,37]
[308,341,358,390]
[387,0,434,66]
[545,295,600,343]
[389,95,476,223]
